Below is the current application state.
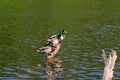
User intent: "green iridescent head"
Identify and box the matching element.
[56,29,67,37]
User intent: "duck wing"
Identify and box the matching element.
[37,46,52,53]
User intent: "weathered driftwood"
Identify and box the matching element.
[102,50,117,80]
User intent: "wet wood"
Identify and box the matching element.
[102,50,117,80]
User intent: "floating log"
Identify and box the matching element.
[102,50,117,80]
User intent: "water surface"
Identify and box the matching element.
[0,0,120,80]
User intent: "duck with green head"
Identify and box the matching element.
[37,29,67,55]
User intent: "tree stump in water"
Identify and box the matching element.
[102,50,117,80]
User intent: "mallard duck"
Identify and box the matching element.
[37,29,66,55]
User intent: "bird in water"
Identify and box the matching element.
[37,29,67,54]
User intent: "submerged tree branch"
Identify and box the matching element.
[102,50,117,80]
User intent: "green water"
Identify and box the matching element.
[0,0,120,79]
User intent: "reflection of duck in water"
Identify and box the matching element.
[36,56,64,80]
[46,57,64,80]
[37,29,67,57]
